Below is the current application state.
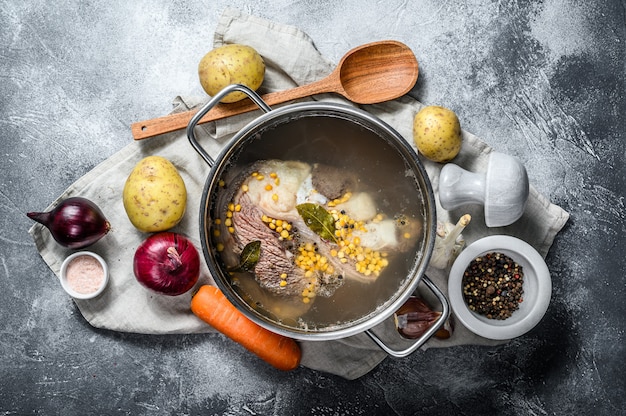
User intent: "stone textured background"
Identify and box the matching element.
[1,0,624,414]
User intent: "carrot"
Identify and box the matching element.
[190,285,301,371]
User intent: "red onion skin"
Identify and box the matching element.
[395,296,442,339]
[133,232,200,296]
[27,197,111,249]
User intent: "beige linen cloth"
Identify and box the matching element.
[29,8,569,380]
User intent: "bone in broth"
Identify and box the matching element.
[210,114,427,331]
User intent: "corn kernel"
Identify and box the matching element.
[224,218,232,227]
[256,174,264,180]
[303,297,310,304]
[216,243,224,252]
[226,211,233,218]
[280,230,289,239]
[265,184,273,191]
[228,226,235,233]
[269,222,276,230]
[241,184,249,192]
[218,179,225,187]
[280,273,288,279]
[279,280,287,287]
[214,218,222,225]
[228,203,234,211]
[272,194,278,201]
[213,229,221,237]
[330,249,338,257]
[275,219,283,227]
[274,178,280,186]
[262,215,269,223]
[270,172,277,178]
[404,232,411,239]
[251,172,258,177]
[234,204,241,212]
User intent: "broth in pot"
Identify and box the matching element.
[207,112,429,333]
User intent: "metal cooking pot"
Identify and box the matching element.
[188,84,449,357]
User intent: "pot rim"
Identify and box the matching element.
[194,99,437,341]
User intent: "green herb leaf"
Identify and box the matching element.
[296,203,338,243]
[230,240,261,273]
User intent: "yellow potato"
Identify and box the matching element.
[123,156,187,232]
[413,105,462,163]
[198,44,265,103]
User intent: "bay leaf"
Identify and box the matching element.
[230,240,261,273]
[296,203,338,243]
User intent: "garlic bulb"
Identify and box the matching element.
[430,214,471,269]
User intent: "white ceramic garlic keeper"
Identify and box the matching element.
[438,152,529,227]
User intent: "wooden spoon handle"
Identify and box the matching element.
[131,76,339,140]
[131,99,259,140]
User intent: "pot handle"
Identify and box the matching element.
[364,275,450,358]
[186,84,272,167]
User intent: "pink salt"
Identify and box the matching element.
[66,255,104,294]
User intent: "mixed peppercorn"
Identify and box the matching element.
[461,251,524,320]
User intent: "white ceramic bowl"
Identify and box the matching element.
[448,235,551,340]
[59,251,109,300]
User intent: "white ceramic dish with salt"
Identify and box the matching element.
[60,251,109,300]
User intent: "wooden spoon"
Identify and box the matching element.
[131,40,418,140]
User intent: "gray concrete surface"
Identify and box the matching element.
[1,0,624,414]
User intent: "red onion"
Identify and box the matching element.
[394,296,442,339]
[27,197,111,249]
[133,232,200,296]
